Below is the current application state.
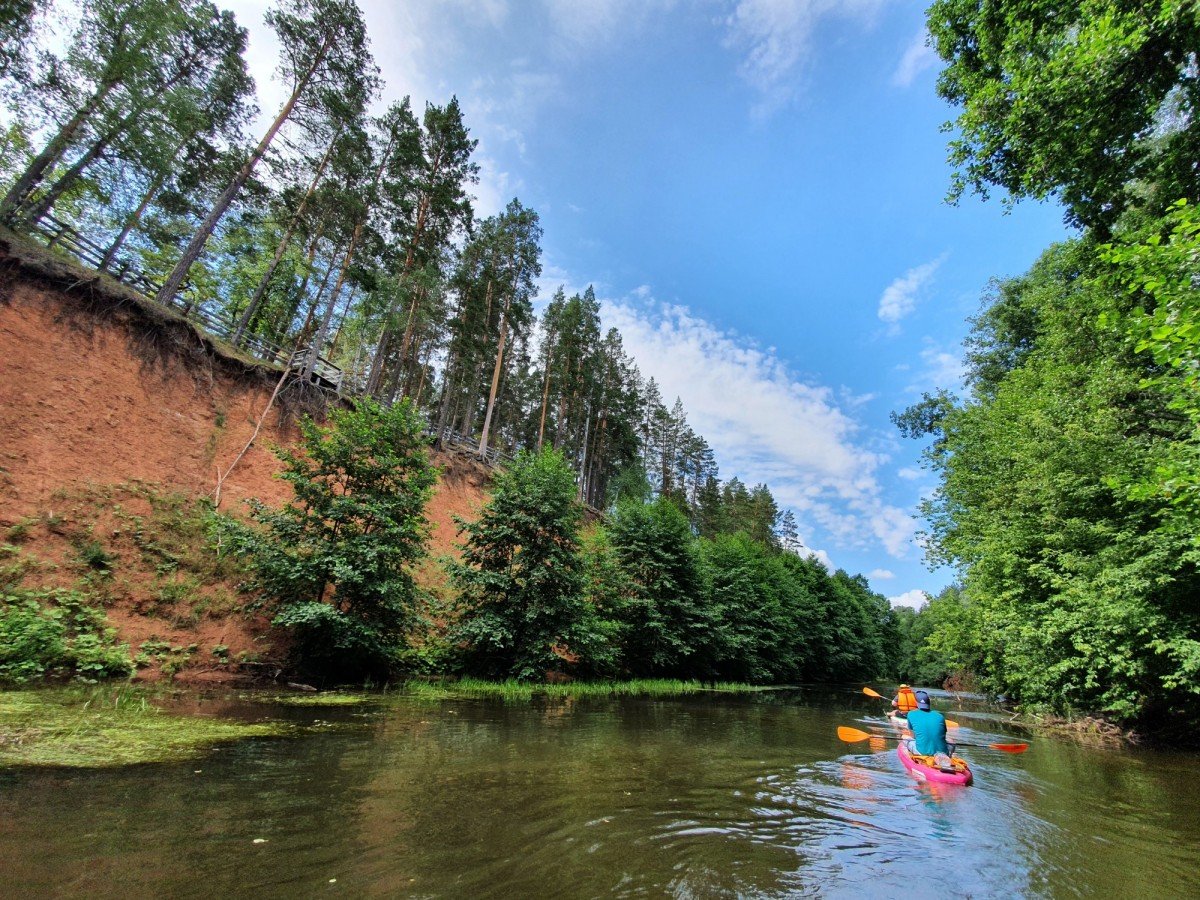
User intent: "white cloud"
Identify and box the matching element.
[891,29,936,88]
[601,290,916,559]
[787,541,835,572]
[904,340,966,395]
[897,466,922,481]
[722,0,889,115]
[541,0,675,52]
[888,588,928,610]
[868,568,895,580]
[878,254,946,326]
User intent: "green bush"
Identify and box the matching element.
[451,449,609,680]
[219,398,437,681]
[0,589,133,682]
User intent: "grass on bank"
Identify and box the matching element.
[0,686,289,768]
[264,692,374,707]
[401,678,773,702]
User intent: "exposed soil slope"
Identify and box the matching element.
[0,232,491,680]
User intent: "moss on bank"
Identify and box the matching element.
[0,686,289,768]
[402,678,772,702]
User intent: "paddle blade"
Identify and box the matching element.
[989,742,1030,754]
[838,726,872,743]
[946,719,960,728]
[862,687,885,700]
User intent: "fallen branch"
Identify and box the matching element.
[213,365,290,508]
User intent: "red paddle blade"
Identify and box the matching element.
[989,742,1030,753]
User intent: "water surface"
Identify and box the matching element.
[1,687,1197,897]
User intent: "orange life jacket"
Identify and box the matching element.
[896,687,919,713]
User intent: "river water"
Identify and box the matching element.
[1,686,1197,898]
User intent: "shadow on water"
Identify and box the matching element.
[1,685,1198,897]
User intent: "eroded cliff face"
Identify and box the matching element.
[0,233,490,680]
[0,272,298,520]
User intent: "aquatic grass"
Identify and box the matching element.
[401,678,771,702]
[264,692,374,707]
[0,686,290,768]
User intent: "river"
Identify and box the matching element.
[1,686,1197,897]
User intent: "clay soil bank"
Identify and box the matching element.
[0,236,490,679]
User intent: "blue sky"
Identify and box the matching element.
[226,0,1072,608]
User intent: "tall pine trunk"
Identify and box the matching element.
[0,80,118,218]
[23,122,117,222]
[301,218,365,380]
[155,33,334,306]
[477,293,512,457]
[535,369,552,449]
[100,168,168,269]
[233,130,340,344]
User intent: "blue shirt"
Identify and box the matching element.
[906,709,949,756]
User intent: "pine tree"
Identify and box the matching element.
[451,450,602,680]
[155,0,379,306]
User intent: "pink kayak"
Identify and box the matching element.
[897,742,973,786]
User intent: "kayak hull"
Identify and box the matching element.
[898,742,973,786]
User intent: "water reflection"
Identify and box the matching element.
[0,687,1197,897]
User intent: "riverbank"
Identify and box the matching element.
[402,678,771,702]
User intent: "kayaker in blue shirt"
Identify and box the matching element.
[905,690,955,760]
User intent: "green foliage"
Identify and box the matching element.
[1101,200,1200,521]
[608,497,712,677]
[578,498,895,685]
[451,449,608,680]
[894,586,983,685]
[900,237,1200,729]
[0,587,133,682]
[74,538,116,574]
[798,563,892,684]
[701,533,794,682]
[222,399,437,680]
[929,0,1200,231]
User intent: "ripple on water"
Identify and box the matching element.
[3,692,1199,897]
[666,752,1066,898]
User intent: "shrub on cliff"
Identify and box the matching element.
[0,586,133,682]
[221,399,437,681]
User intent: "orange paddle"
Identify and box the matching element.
[837,725,1029,754]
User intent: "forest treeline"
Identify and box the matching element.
[0,0,901,686]
[894,1,1200,737]
[218,402,897,684]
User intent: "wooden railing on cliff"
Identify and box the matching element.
[23,213,346,390]
[10,213,521,474]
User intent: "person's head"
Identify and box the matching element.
[914,690,932,711]
[899,684,909,689]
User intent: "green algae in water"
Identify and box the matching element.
[263,692,374,707]
[0,687,290,768]
[402,678,773,702]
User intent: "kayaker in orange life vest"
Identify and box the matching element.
[891,684,919,719]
